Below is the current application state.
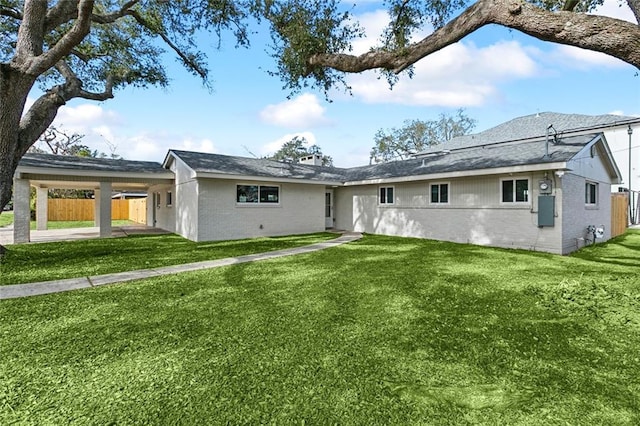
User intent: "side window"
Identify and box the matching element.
[166,191,172,207]
[585,182,598,205]
[430,183,449,204]
[379,186,394,205]
[502,179,529,203]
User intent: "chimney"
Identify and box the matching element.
[299,154,323,166]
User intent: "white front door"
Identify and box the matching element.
[325,190,333,228]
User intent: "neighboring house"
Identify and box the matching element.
[13,112,630,254]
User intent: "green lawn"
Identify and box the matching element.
[0,213,138,230]
[1,231,639,424]
[29,219,137,230]
[0,232,337,285]
[0,211,12,228]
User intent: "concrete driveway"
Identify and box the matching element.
[0,225,169,245]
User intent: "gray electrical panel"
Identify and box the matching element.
[538,195,555,227]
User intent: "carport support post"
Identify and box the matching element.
[97,182,112,238]
[35,187,48,230]
[13,178,30,243]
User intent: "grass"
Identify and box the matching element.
[0,211,12,228]
[1,230,639,424]
[0,232,337,285]
[29,219,137,230]
[0,213,136,230]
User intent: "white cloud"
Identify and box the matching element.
[347,40,538,107]
[260,131,317,156]
[126,134,166,161]
[178,138,217,154]
[550,45,629,69]
[350,10,389,55]
[54,103,122,133]
[592,0,636,22]
[121,133,217,162]
[259,93,330,128]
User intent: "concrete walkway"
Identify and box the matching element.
[0,232,362,300]
[0,224,170,245]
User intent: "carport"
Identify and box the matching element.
[12,153,174,243]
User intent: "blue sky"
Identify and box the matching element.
[31,0,640,168]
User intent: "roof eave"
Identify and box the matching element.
[194,171,344,186]
[344,162,570,186]
[15,165,174,180]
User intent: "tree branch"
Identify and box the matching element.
[0,5,22,20]
[125,9,208,80]
[24,0,94,76]
[17,60,113,155]
[91,0,140,24]
[628,0,640,24]
[54,60,114,101]
[308,0,640,73]
[44,0,81,31]
[14,0,48,61]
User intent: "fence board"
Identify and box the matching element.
[128,198,147,224]
[48,199,93,221]
[111,199,129,220]
[47,198,147,223]
[611,192,628,238]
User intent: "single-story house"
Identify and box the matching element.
[13,112,628,254]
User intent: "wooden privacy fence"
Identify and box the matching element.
[611,192,628,238]
[47,198,147,224]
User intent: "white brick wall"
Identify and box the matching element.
[336,173,566,254]
[195,179,325,241]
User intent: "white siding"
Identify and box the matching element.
[147,184,176,233]
[172,157,199,241]
[561,147,614,253]
[196,179,325,241]
[337,172,566,254]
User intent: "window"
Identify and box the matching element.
[585,182,598,205]
[237,184,279,204]
[502,179,529,203]
[379,186,394,205]
[430,183,449,204]
[155,192,161,208]
[166,191,172,207]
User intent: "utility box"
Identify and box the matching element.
[538,195,555,227]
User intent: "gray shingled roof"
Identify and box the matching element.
[171,133,599,184]
[19,153,169,174]
[345,133,598,181]
[418,112,637,155]
[168,150,347,182]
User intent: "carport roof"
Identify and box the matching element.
[16,153,174,190]
[18,153,169,174]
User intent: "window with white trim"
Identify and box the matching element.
[166,191,172,207]
[430,183,449,204]
[379,186,394,205]
[502,179,529,203]
[585,182,598,205]
[236,184,280,204]
[155,192,161,208]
